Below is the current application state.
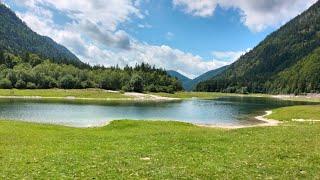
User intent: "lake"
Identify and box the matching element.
[0,97,314,127]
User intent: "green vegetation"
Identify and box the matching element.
[1,120,320,179]
[275,96,320,103]
[168,65,228,91]
[0,89,129,99]
[267,105,320,121]
[0,52,182,93]
[152,91,271,99]
[0,4,83,67]
[197,2,320,94]
[152,92,229,99]
[0,4,182,93]
[271,48,320,94]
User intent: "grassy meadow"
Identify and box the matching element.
[267,105,320,121]
[0,89,129,99]
[1,105,320,179]
[0,89,320,178]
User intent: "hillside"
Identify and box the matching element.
[185,66,228,91]
[0,4,85,67]
[0,4,182,93]
[197,1,320,94]
[168,66,228,91]
[167,70,191,87]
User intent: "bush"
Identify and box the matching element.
[26,82,37,89]
[15,79,27,89]
[0,78,12,89]
[121,84,131,92]
[236,87,249,94]
[59,75,77,89]
[129,74,143,92]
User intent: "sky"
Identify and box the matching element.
[3,0,317,78]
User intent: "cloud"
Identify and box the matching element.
[173,0,217,17]
[165,32,174,40]
[212,49,250,62]
[77,20,131,49]
[11,0,141,50]
[138,23,152,28]
[173,0,317,32]
[7,0,238,78]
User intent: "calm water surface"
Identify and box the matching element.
[0,97,314,127]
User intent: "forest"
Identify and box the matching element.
[0,51,183,93]
[196,1,320,94]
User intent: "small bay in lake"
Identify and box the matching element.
[0,96,315,127]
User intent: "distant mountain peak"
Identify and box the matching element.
[168,65,228,91]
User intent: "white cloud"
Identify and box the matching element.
[11,0,142,49]
[165,32,174,40]
[7,0,239,78]
[212,49,250,62]
[173,0,317,32]
[138,23,152,28]
[173,0,217,17]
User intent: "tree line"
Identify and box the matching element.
[0,51,183,93]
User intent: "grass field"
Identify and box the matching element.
[0,89,129,99]
[1,105,320,179]
[151,92,234,99]
[267,105,320,121]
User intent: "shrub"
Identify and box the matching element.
[129,74,143,92]
[0,78,12,89]
[26,82,37,89]
[15,79,27,89]
[59,75,76,89]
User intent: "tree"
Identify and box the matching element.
[129,74,144,92]
[26,82,37,89]
[15,79,27,89]
[0,50,5,65]
[0,52,182,93]
[0,78,12,89]
[59,75,76,89]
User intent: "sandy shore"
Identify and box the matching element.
[196,111,281,129]
[272,94,320,101]
[124,92,179,101]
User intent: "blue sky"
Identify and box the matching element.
[3,0,316,78]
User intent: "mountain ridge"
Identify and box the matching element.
[0,4,85,67]
[168,65,228,91]
[197,1,320,94]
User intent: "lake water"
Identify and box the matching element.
[0,97,314,127]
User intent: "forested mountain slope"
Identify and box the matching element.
[167,70,191,88]
[197,1,320,94]
[0,4,182,93]
[0,4,85,67]
[185,65,228,91]
[168,66,228,91]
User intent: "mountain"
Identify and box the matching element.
[197,1,320,94]
[168,65,228,91]
[184,65,228,91]
[0,4,85,67]
[167,70,191,87]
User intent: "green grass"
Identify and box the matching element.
[0,89,129,99]
[277,96,320,103]
[151,92,234,99]
[1,119,320,179]
[267,105,320,121]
